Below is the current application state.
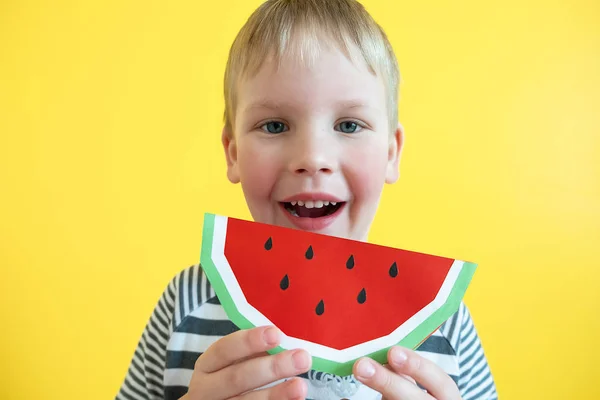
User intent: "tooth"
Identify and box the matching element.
[291,201,297,206]
[304,201,315,208]
[331,202,337,206]
[315,200,324,208]
[298,201,304,206]
[323,201,330,206]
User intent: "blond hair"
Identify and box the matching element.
[223,0,400,135]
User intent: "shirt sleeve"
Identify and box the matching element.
[115,275,178,400]
[455,303,498,400]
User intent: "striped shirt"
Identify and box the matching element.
[116,264,498,400]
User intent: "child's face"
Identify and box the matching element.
[223,43,402,241]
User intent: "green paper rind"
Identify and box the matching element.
[200,212,477,376]
[201,213,255,331]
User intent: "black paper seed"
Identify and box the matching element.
[305,245,314,260]
[346,255,355,269]
[389,262,398,278]
[264,237,273,250]
[280,274,289,290]
[315,300,325,315]
[357,288,367,304]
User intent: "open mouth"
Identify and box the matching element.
[282,200,344,218]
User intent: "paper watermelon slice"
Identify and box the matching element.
[200,213,477,376]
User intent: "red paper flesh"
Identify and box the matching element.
[223,218,454,350]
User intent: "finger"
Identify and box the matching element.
[234,351,270,365]
[196,326,281,373]
[354,358,433,400]
[232,377,308,400]
[387,346,461,400]
[383,364,417,386]
[203,348,312,399]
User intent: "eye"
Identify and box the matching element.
[260,121,288,134]
[336,121,362,134]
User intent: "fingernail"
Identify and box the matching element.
[356,358,376,378]
[389,347,408,366]
[292,350,310,370]
[263,327,279,346]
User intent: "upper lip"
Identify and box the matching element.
[280,192,345,203]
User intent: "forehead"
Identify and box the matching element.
[236,42,387,114]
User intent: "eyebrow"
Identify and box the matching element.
[243,99,374,112]
[243,100,283,112]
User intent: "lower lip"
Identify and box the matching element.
[279,203,345,231]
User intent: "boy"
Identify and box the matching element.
[116,1,497,399]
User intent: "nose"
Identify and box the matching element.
[287,129,336,176]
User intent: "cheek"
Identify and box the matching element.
[237,141,279,200]
[344,141,389,201]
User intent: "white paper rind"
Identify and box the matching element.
[211,215,464,363]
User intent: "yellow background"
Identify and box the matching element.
[1,0,599,399]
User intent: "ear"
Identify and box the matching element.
[222,126,240,184]
[385,123,404,184]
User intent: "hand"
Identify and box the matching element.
[353,346,462,400]
[181,326,312,400]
